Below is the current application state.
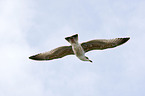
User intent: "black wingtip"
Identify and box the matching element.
[122,37,130,43]
[29,55,42,61]
[116,37,130,46]
[29,55,36,60]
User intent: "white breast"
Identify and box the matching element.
[72,43,85,57]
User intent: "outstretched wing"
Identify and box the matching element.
[29,46,74,61]
[81,37,130,53]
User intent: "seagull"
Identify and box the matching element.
[29,34,130,62]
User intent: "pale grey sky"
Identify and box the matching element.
[0,0,145,96]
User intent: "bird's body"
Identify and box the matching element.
[29,34,130,62]
[72,43,85,57]
[65,34,92,62]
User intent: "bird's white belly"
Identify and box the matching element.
[72,44,85,57]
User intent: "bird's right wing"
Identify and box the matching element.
[81,37,130,53]
[29,46,74,61]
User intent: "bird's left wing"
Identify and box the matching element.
[81,37,130,53]
[29,46,74,61]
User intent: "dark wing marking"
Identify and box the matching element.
[29,46,74,61]
[81,37,130,53]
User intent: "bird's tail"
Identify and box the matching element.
[65,34,78,43]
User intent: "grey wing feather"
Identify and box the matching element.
[29,46,74,61]
[81,37,130,52]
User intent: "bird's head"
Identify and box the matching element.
[85,56,93,63]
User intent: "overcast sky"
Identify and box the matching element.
[0,0,145,96]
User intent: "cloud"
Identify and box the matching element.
[0,0,145,96]
[0,0,44,96]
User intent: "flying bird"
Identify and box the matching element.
[29,34,130,62]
